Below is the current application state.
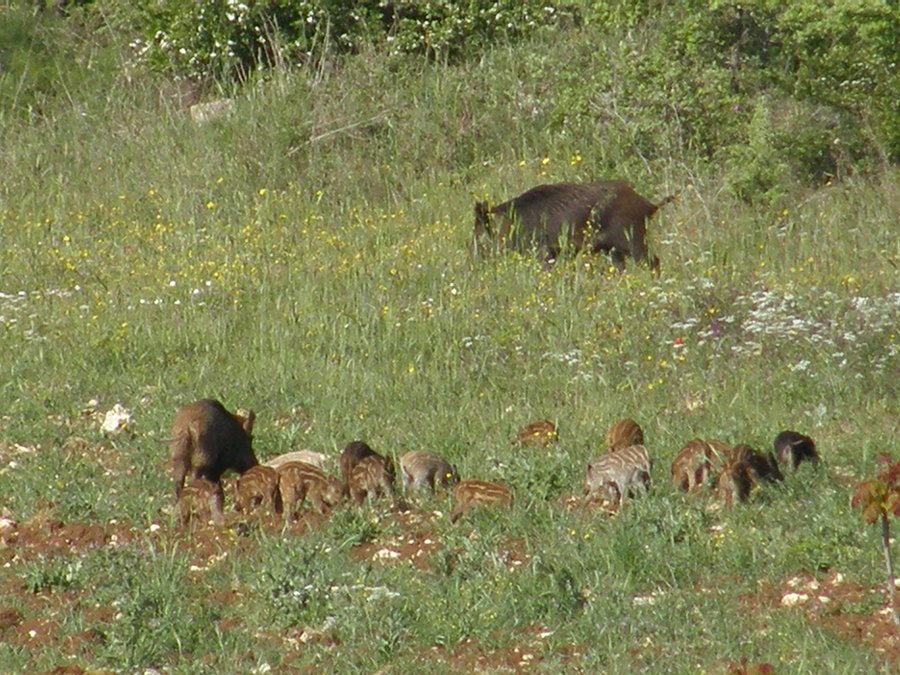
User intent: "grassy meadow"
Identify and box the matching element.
[0,2,898,672]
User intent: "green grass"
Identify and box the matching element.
[0,3,898,672]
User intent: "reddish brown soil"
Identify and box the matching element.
[749,570,900,663]
[1,499,899,671]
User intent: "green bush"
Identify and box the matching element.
[383,0,564,58]
[117,0,378,81]
[776,1,899,159]
[0,4,111,118]
[112,0,564,80]
[571,0,899,195]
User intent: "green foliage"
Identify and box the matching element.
[504,450,573,502]
[251,538,339,627]
[20,554,86,594]
[776,0,900,158]
[382,0,564,58]
[115,0,379,80]
[330,507,385,547]
[852,454,900,525]
[110,0,563,80]
[87,546,225,669]
[565,0,899,197]
[0,3,110,119]
[0,0,898,670]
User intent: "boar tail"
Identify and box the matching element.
[653,193,678,212]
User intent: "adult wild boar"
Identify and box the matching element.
[169,398,258,499]
[473,180,672,270]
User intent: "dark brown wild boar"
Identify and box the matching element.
[169,399,258,499]
[473,180,672,270]
[730,444,784,485]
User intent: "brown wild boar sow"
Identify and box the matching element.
[169,399,258,498]
[450,480,514,523]
[348,455,396,505]
[400,451,459,494]
[473,180,672,269]
[235,465,282,516]
[277,461,344,518]
[605,418,644,451]
[178,478,225,527]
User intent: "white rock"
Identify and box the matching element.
[373,548,400,560]
[781,592,809,607]
[101,404,132,434]
[190,98,234,124]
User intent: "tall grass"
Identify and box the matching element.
[0,3,897,671]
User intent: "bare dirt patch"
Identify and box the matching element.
[349,507,444,569]
[751,570,900,665]
[0,513,138,565]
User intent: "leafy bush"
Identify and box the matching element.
[853,454,900,624]
[118,0,375,81]
[775,0,899,160]
[114,0,564,80]
[383,0,564,58]
[696,0,898,168]
[570,0,898,193]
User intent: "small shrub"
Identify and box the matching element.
[852,454,900,625]
[253,542,337,627]
[20,555,85,594]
